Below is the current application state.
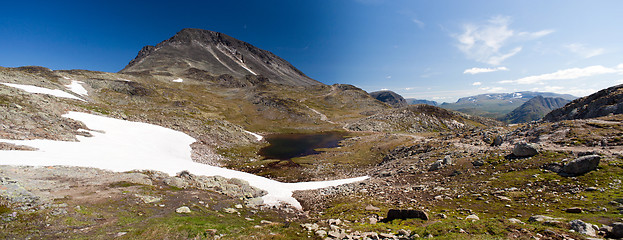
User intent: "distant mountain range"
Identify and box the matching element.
[405,98,438,106]
[440,91,576,120]
[500,96,570,123]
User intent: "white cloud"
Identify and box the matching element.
[386,75,392,79]
[479,86,506,92]
[472,82,482,86]
[531,86,595,97]
[500,64,623,85]
[412,18,425,28]
[565,43,605,58]
[464,66,509,74]
[454,15,553,65]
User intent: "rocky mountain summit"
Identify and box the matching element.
[544,84,623,122]
[121,28,321,87]
[369,90,408,108]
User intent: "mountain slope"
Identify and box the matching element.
[501,96,570,123]
[369,90,408,108]
[406,98,438,106]
[543,84,623,122]
[440,91,576,119]
[120,28,321,87]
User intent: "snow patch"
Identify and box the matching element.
[243,130,263,141]
[172,78,184,83]
[64,80,88,96]
[0,112,366,209]
[1,82,85,102]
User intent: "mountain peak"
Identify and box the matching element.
[120,28,321,86]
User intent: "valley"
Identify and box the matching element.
[1,28,623,239]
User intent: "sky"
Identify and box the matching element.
[1,0,622,103]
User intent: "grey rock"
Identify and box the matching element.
[365,205,381,211]
[528,215,555,222]
[175,206,191,213]
[471,160,485,167]
[328,218,342,226]
[569,219,596,237]
[512,142,538,157]
[508,218,524,224]
[562,155,600,176]
[428,161,444,171]
[491,135,504,146]
[382,209,429,222]
[442,155,453,165]
[315,230,327,237]
[465,214,479,221]
[609,222,623,238]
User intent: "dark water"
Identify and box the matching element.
[258,132,348,160]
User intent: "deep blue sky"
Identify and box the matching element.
[2,0,623,102]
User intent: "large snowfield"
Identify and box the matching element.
[0,83,367,209]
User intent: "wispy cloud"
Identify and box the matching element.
[565,43,605,59]
[530,86,595,97]
[412,18,425,28]
[472,82,482,86]
[479,86,506,93]
[500,64,623,85]
[454,16,553,65]
[464,66,509,74]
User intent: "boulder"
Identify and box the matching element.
[569,219,596,237]
[608,222,623,238]
[491,135,504,147]
[175,206,191,213]
[471,160,485,167]
[561,155,600,176]
[465,214,479,221]
[428,161,444,171]
[512,142,538,157]
[381,209,429,222]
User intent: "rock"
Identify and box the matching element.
[562,155,600,176]
[301,223,319,232]
[164,177,187,189]
[135,194,161,204]
[365,205,381,211]
[435,213,447,219]
[608,222,623,238]
[315,230,327,238]
[442,155,453,165]
[496,196,512,201]
[398,229,411,236]
[234,204,243,209]
[528,215,554,222]
[565,207,583,213]
[328,218,342,226]
[328,230,345,239]
[244,197,264,208]
[508,218,524,224]
[379,171,392,177]
[569,219,596,237]
[428,161,444,171]
[379,233,397,239]
[223,208,238,214]
[491,135,504,147]
[465,214,479,221]
[471,160,485,167]
[369,217,378,225]
[381,209,429,222]
[512,142,538,157]
[175,206,191,213]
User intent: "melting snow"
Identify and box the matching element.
[243,130,263,141]
[0,112,367,209]
[172,78,184,83]
[64,80,89,96]
[1,82,85,102]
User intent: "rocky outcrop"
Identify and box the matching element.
[544,84,623,121]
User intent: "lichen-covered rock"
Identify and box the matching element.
[512,142,538,157]
[562,155,600,176]
[569,219,596,237]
